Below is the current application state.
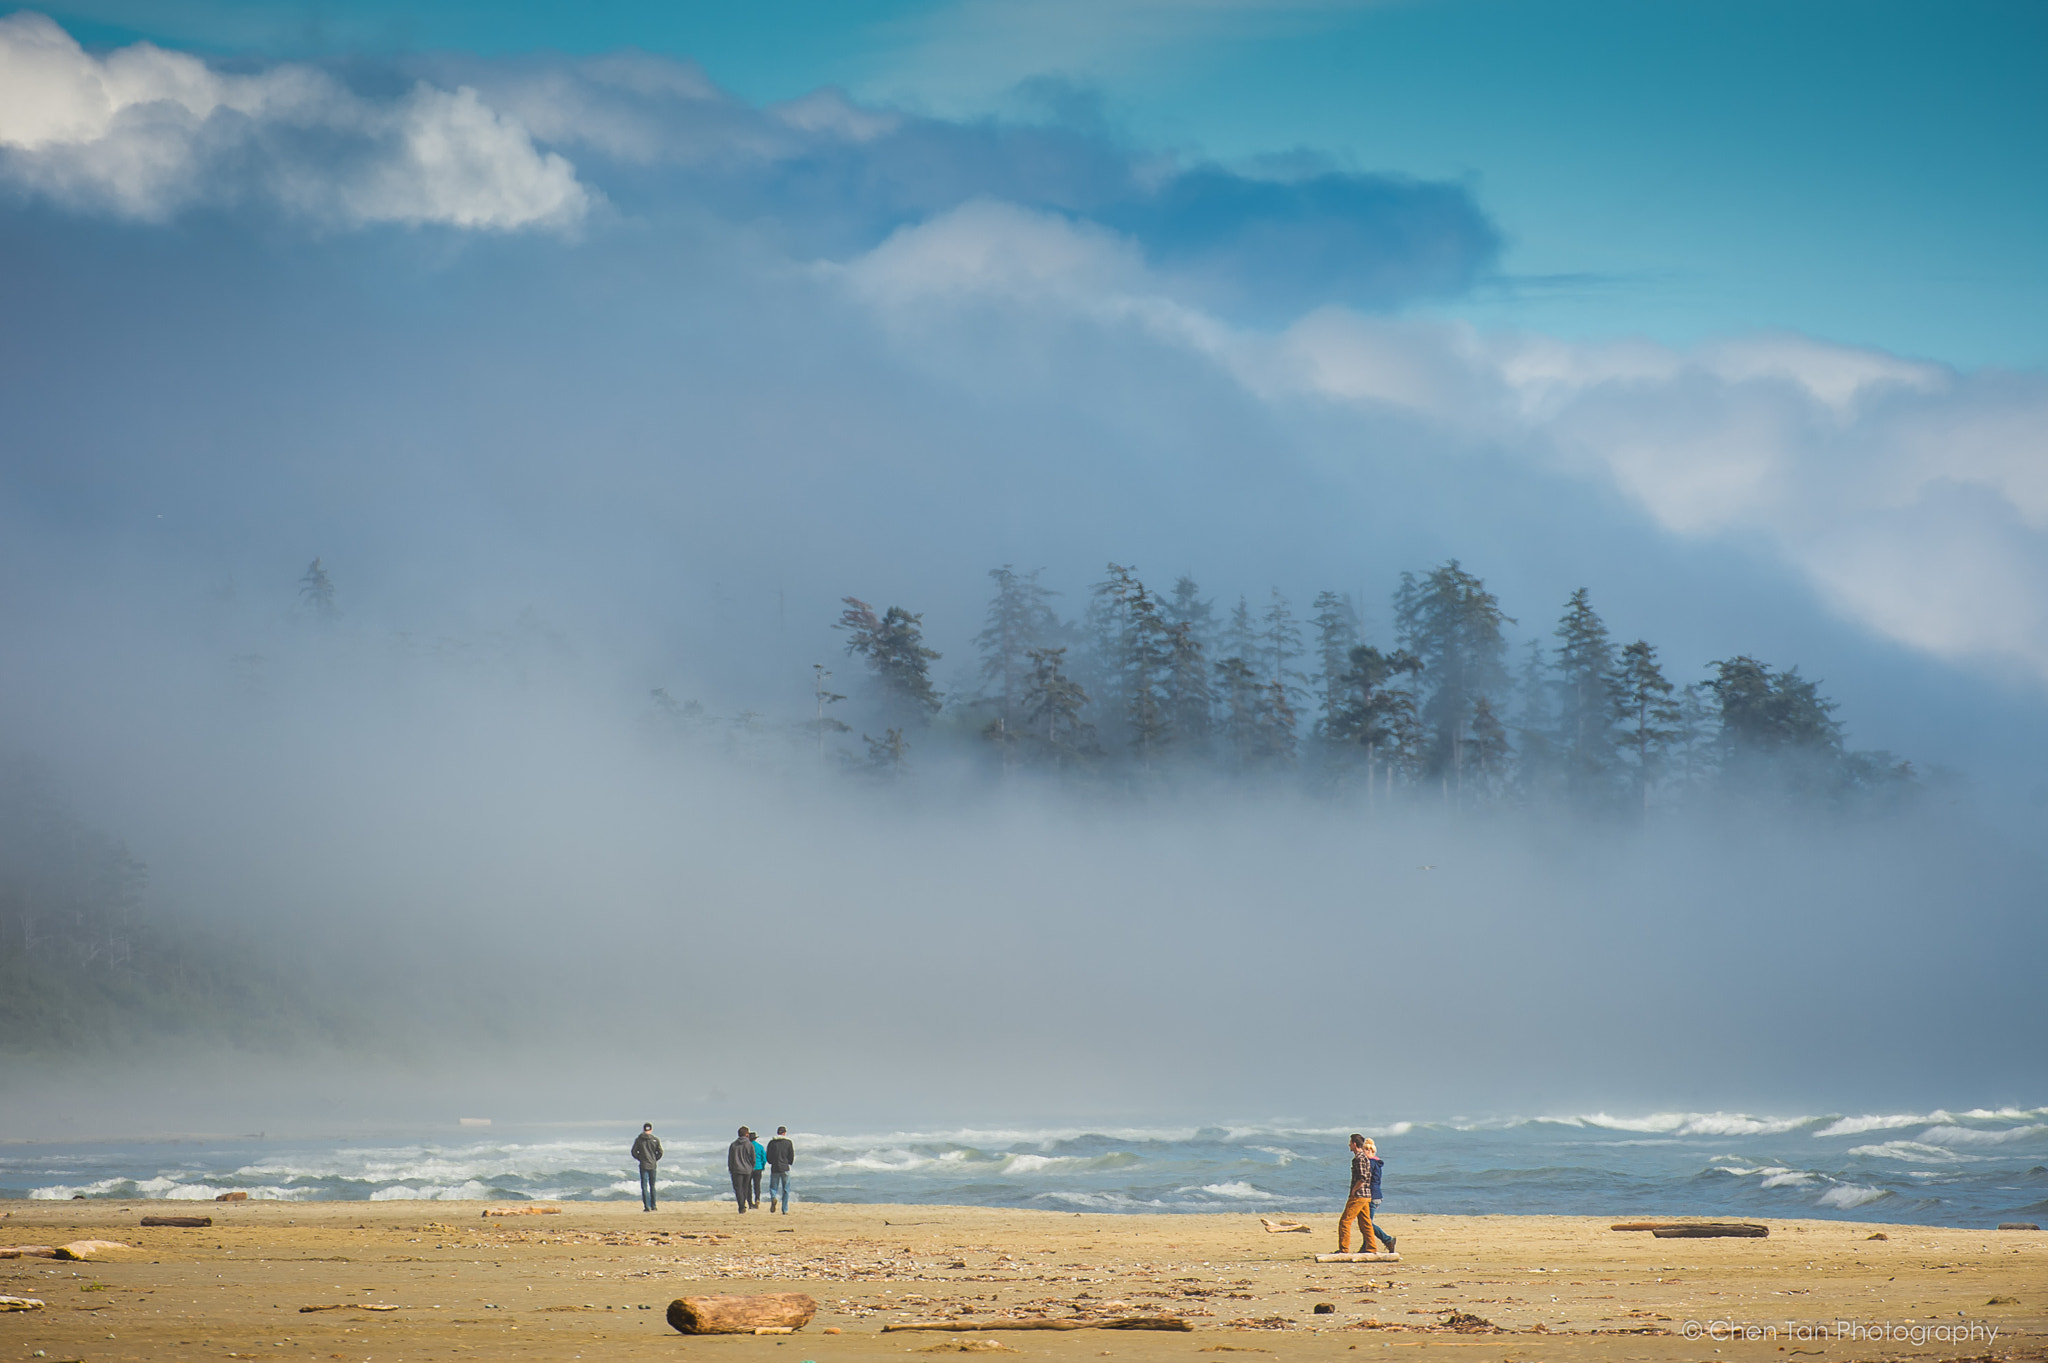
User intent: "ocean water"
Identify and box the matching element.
[5,1109,2044,1228]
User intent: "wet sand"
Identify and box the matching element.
[2,1200,2041,1363]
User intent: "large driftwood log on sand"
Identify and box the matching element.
[481,1206,561,1217]
[885,1317,1193,1333]
[1314,1252,1404,1263]
[55,1240,128,1260]
[667,1293,818,1334]
[0,1247,56,1259]
[1612,1222,1768,1237]
[140,1215,211,1228]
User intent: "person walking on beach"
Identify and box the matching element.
[766,1127,795,1213]
[727,1126,755,1213]
[749,1128,768,1208]
[631,1123,663,1212]
[1338,1133,1395,1254]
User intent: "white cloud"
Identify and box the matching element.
[0,11,588,229]
[843,199,2048,686]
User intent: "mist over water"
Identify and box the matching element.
[1,15,2044,1181]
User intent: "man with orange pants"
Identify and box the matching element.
[1338,1134,1394,1253]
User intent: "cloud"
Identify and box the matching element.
[842,201,2048,686]
[459,49,1497,311]
[0,11,589,229]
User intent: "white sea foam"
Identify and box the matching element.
[1817,1184,1890,1209]
[1812,1112,1951,1138]
[1193,1182,1269,1199]
[1564,1111,1813,1137]
[368,1180,495,1200]
[1846,1141,1973,1163]
[1761,1170,1818,1188]
[1921,1124,2048,1145]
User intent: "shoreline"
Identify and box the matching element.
[3,1200,2041,1361]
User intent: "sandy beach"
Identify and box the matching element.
[2,1200,2041,1363]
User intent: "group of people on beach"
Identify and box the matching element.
[628,1123,797,1213]
[628,1123,1390,1249]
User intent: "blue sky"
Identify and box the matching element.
[24,0,2048,368]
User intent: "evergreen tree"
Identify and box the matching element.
[1510,638,1558,802]
[1082,564,1142,743]
[1214,655,1263,769]
[1324,643,1424,794]
[837,597,942,724]
[1164,576,1217,650]
[1221,595,1259,668]
[1394,561,1514,790]
[1021,646,1096,768]
[1255,678,1299,766]
[1467,694,1512,802]
[1671,681,1719,793]
[1123,580,1174,764]
[976,566,1061,731]
[1608,640,1681,812]
[1552,588,1618,806]
[1163,620,1213,754]
[861,728,910,779]
[805,664,851,763]
[299,558,337,620]
[1309,591,1363,743]
[1706,655,1842,791]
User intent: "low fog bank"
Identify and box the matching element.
[3,578,2042,1142]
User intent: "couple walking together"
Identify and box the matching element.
[729,1125,795,1213]
[627,1123,796,1212]
[1340,1134,1397,1254]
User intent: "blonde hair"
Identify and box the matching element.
[1360,1138,1377,1152]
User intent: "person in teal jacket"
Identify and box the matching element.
[749,1130,767,1209]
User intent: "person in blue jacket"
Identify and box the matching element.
[749,1129,767,1209]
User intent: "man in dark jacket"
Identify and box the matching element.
[631,1123,662,1212]
[726,1127,755,1213]
[765,1127,795,1213]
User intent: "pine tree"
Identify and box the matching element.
[1309,590,1362,743]
[1467,694,1512,802]
[1163,620,1213,754]
[976,566,1061,731]
[1510,638,1557,802]
[299,558,337,620]
[1608,640,1681,812]
[1324,643,1424,796]
[1164,576,1217,650]
[1214,655,1263,769]
[1221,595,1259,669]
[861,728,910,779]
[805,664,851,763]
[1394,561,1514,790]
[1022,646,1096,768]
[837,597,942,724]
[1123,580,1173,765]
[1552,588,1617,807]
[1083,564,1141,745]
[1707,655,1842,791]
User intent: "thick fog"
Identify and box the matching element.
[1,16,2044,1138]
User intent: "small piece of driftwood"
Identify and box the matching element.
[667,1293,818,1334]
[481,1206,562,1217]
[885,1317,1193,1333]
[1314,1252,1403,1263]
[1652,1224,1768,1238]
[55,1240,127,1260]
[0,1296,47,1311]
[140,1216,211,1228]
[1260,1218,1313,1234]
[1997,1223,2040,1231]
[215,1191,249,1202]
[300,1303,402,1313]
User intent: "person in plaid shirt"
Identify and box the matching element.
[1338,1133,1395,1253]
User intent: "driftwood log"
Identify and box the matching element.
[0,1296,47,1311]
[140,1216,211,1228]
[1260,1218,1313,1234]
[1314,1252,1403,1263]
[481,1206,562,1218]
[667,1293,818,1335]
[215,1191,249,1202]
[1997,1223,2040,1231]
[54,1240,127,1260]
[1652,1224,1768,1238]
[0,1247,56,1259]
[884,1317,1193,1333]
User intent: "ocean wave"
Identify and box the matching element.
[1813,1113,1951,1138]
[367,1180,496,1201]
[1191,1182,1270,1199]
[1760,1170,1818,1188]
[1552,1112,1815,1137]
[1921,1124,2048,1146]
[1846,1141,1973,1163]
[1817,1184,1891,1209]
